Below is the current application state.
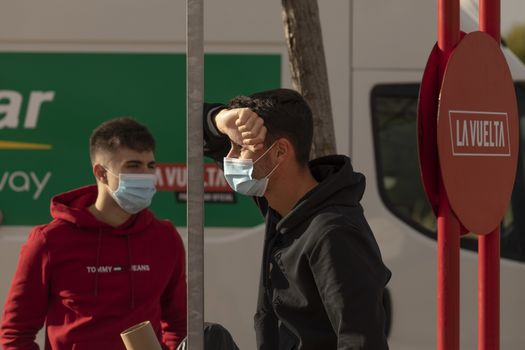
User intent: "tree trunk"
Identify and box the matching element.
[281,0,336,158]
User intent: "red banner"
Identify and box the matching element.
[155,163,232,193]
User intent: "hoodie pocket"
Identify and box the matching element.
[72,340,125,350]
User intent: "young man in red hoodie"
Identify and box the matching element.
[0,118,187,350]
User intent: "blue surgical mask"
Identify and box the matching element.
[105,169,157,214]
[223,143,280,197]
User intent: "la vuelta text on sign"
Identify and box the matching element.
[449,110,511,157]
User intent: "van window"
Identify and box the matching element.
[371,83,525,262]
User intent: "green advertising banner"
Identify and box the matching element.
[0,53,281,227]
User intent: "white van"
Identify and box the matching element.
[0,1,524,349]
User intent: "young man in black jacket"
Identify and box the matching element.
[203,89,391,350]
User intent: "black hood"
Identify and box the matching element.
[277,155,365,234]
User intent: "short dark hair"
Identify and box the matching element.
[226,88,313,165]
[89,117,155,162]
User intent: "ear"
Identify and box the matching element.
[275,138,294,163]
[93,163,108,184]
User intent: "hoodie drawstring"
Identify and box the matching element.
[94,230,103,297]
[126,235,135,310]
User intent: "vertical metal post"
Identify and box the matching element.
[348,0,354,157]
[437,1,460,350]
[438,0,460,56]
[479,3,501,349]
[436,188,460,350]
[478,228,500,350]
[479,0,501,42]
[187,0,204,349]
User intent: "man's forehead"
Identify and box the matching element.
[93,147,155,165]
[118,147,154,158]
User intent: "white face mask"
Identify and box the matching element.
[223,143,281,197]
[105,168,157,214]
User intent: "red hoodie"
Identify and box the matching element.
[1,185,187,350]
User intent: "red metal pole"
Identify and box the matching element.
[478,228,500,350]
[479,0,501,42]
[478,2,501,350]
[437,184,460,350]
[438,0,460,54]
[437,0,460,73]
[437,1,460,350]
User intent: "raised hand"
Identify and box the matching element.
[215,108,267,152]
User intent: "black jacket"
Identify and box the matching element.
[204,104,391,350]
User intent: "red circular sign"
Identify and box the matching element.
[418,43,441,215]
[438,31,519,235]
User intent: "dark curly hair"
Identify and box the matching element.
[226,88,313,165]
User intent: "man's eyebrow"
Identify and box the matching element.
[125,160,144,166]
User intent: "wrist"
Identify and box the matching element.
[206,106,227,137]
[214,109,230,135]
